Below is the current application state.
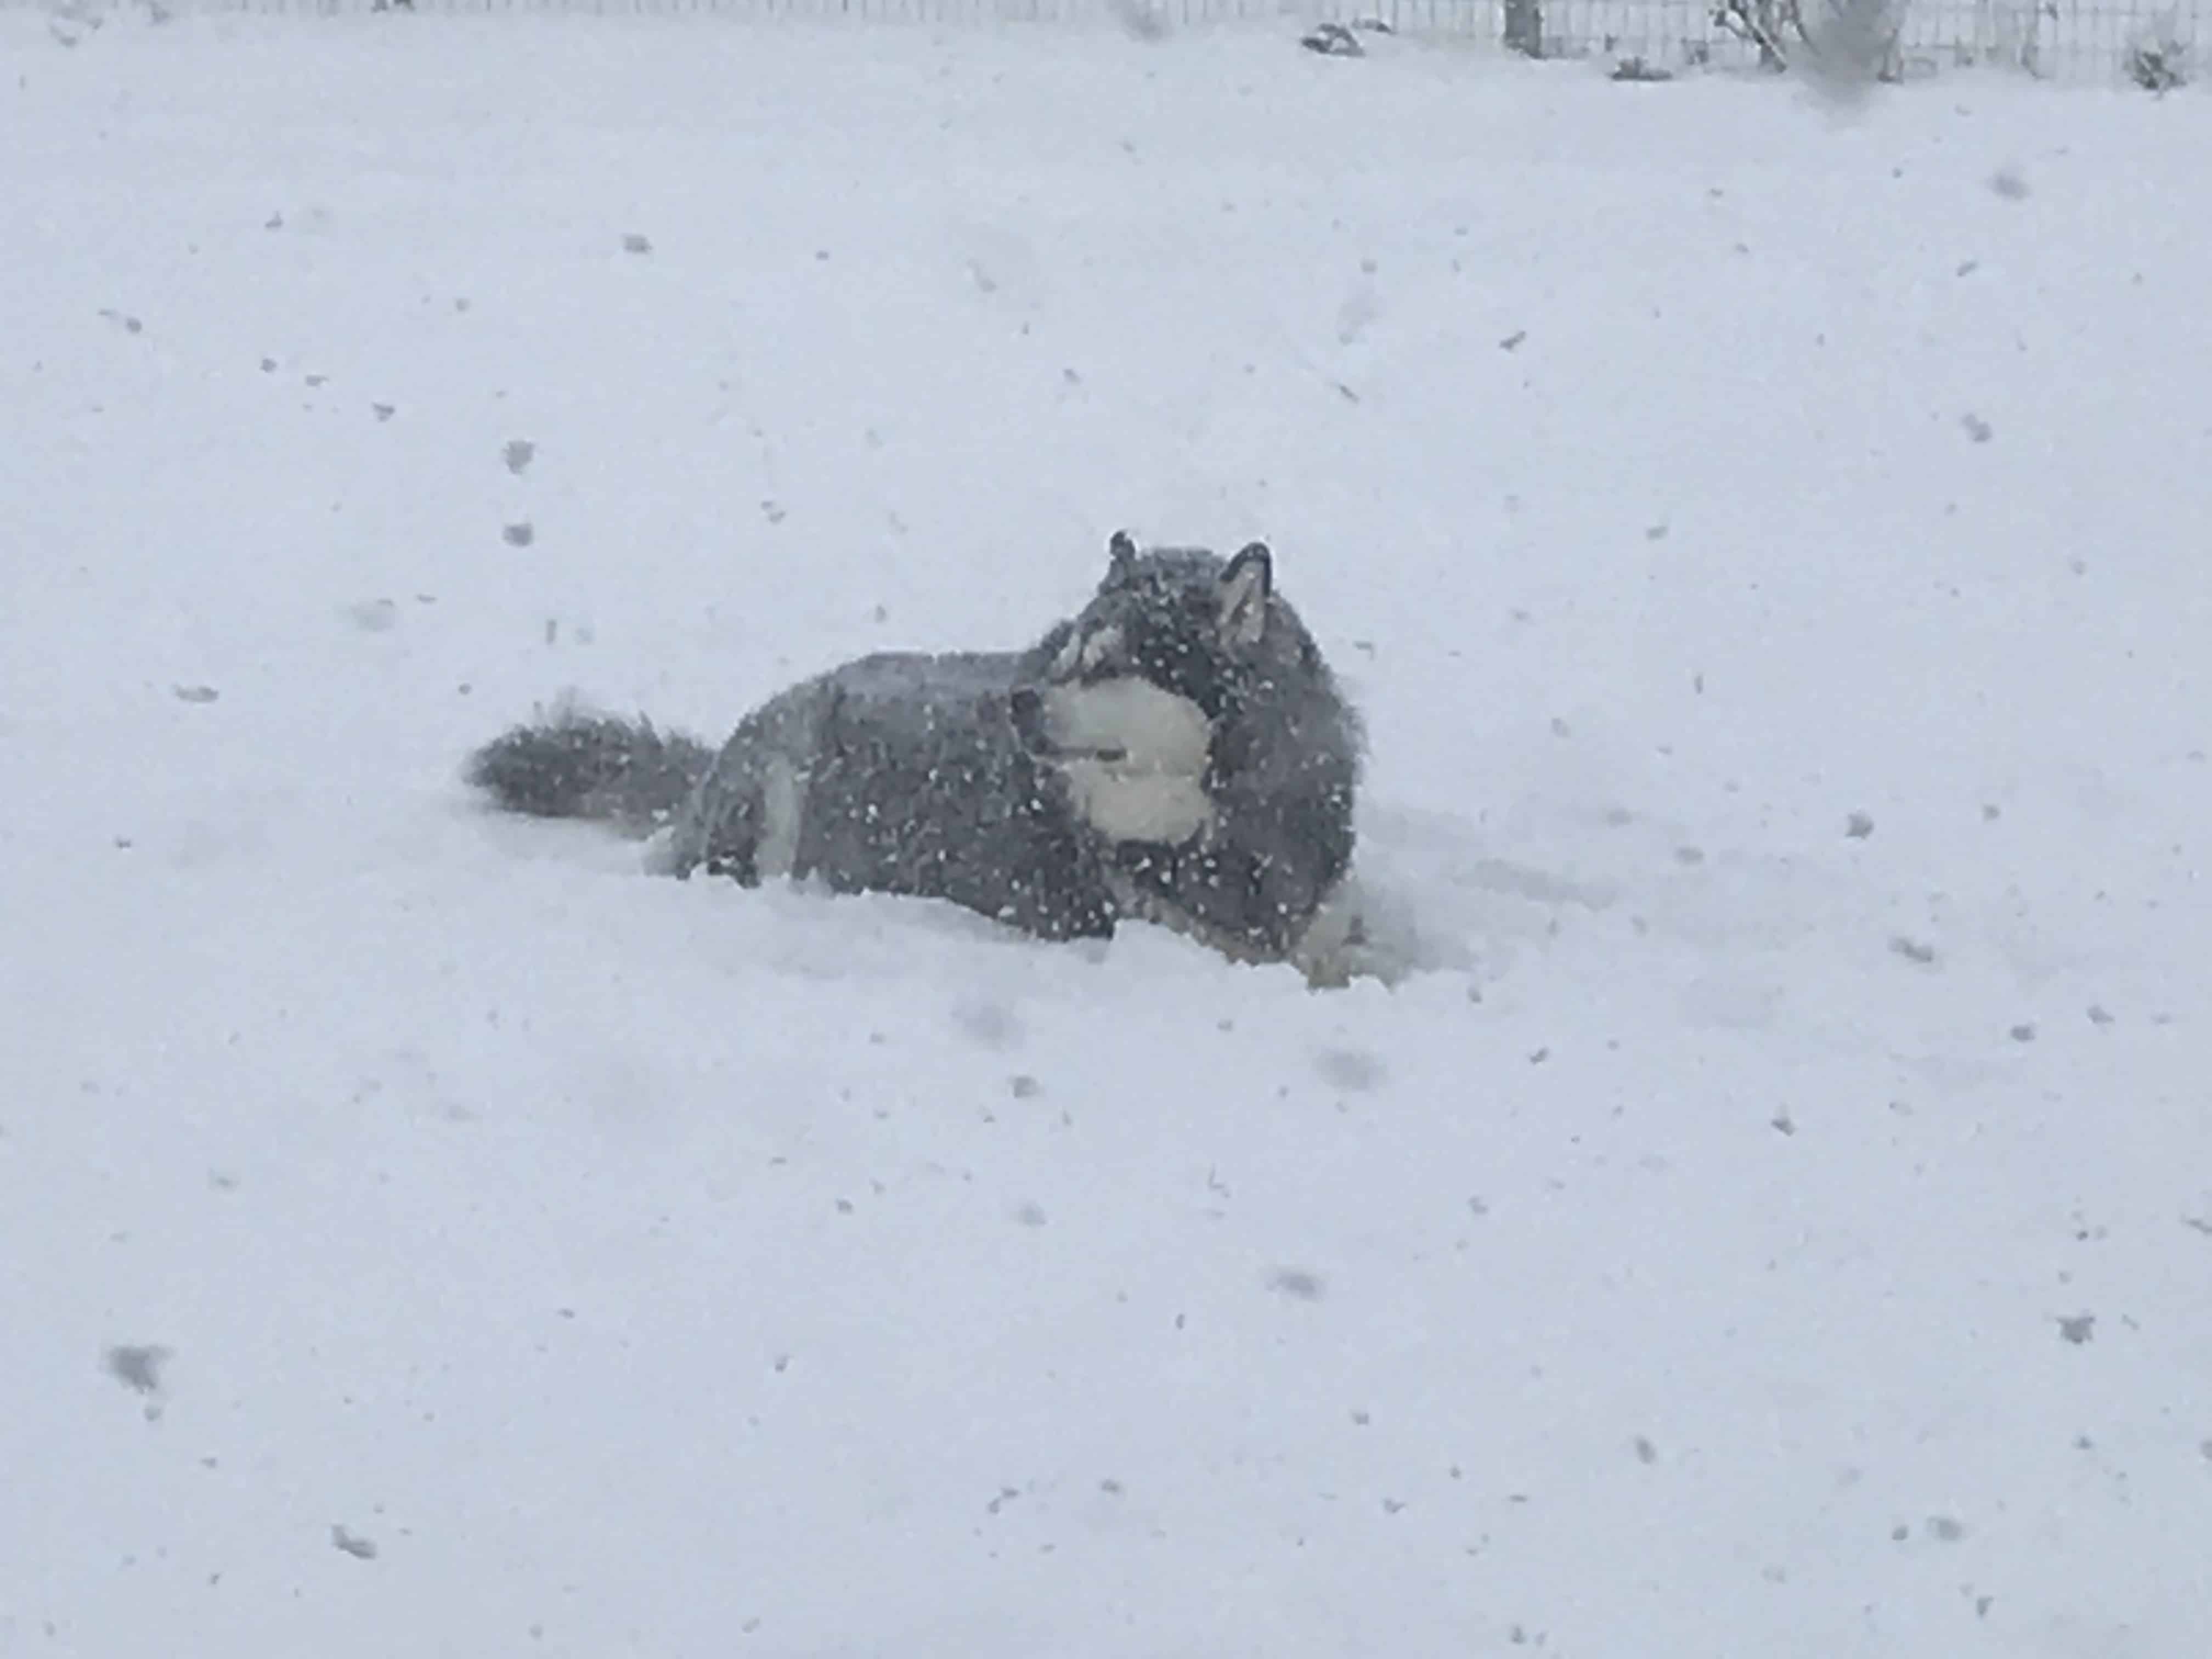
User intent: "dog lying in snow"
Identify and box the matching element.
[467,532,1369,980]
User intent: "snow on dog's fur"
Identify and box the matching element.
[465,532,1368,981]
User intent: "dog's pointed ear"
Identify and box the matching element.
[1107,530,1139,579]
[1218,542,1272,648]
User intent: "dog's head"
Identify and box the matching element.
[1010,531,1278,846]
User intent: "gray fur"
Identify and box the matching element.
[464,532,1363,973]
[654,646,1115,941]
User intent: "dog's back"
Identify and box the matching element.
[658,650,1117,941]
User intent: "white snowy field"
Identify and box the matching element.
[3,11,2209,1655]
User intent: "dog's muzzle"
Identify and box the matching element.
[1004,676,1220,847]
[1009,685,1126,764]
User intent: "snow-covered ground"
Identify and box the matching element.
[4,12,2209,1655]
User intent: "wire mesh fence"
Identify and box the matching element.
[1516,0,2198,80]
[24,0,2204,84]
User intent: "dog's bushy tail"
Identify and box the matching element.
[465,705,715,838]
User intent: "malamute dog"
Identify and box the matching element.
[466,532,1364,976]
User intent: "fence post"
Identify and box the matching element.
[1503,0,1542,56]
